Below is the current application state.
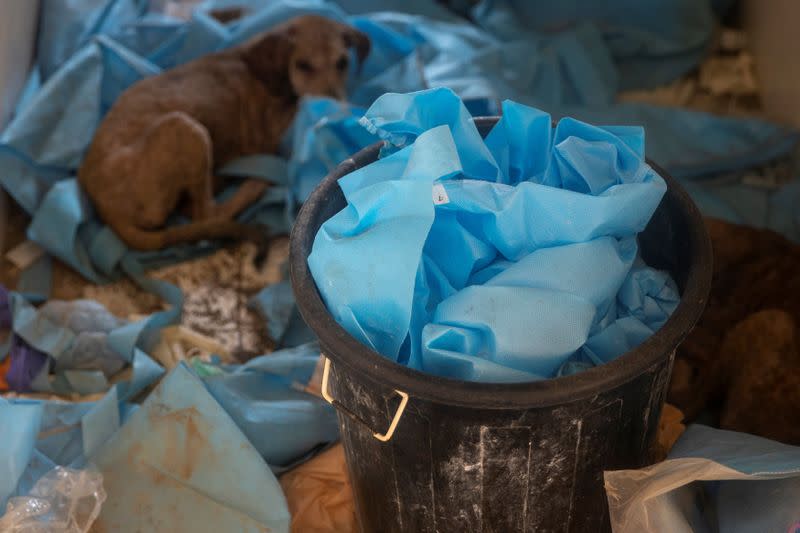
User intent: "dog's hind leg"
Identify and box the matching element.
[209,178,269,220]
[140,111,267,224]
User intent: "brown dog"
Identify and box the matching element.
[78,15,370,251]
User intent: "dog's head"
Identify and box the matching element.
[244,15,370,101]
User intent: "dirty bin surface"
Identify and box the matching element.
[291,116,712,533]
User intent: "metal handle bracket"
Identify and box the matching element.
[321,356,409,442]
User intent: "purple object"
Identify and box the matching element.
[0,284,12,329]
[6,335,49,392]
[0,284,49,391]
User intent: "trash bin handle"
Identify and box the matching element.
[321,356,409,442]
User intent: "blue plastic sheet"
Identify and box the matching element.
[1,0,797,294]
[605,425,800,533]
[0,341,337,517]
[470,0,716,91]
[4,289,164,399]
[88,363,291,532]
[202,342,339,473]
[309,89,679,381]
[0,387,126,509]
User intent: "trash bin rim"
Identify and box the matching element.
[289,116,712,409]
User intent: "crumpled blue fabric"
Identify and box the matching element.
[309,89,679,381]
[87,363,291,533]
[0,0,796,299]
[470,0,716,91]
[3,287,164,399]
[201,341,338,473]
[0,386,129,508]
[1,342,337,519]
[38,299,129,377]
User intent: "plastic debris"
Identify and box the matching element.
[605,425,800,533]
[39,299,129,378]
[0,286,163,399]
[0,467,106,533]
[1,341,336,530]
[0,0,796,291]
[309,89,679,381]
[0,388,122,510]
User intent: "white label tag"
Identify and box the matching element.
[432,183,449,205]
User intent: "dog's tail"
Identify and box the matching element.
[113,218,269,251]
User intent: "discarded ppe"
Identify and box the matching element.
[200,342,339,473]
[1,344,336,530]
[88,363,291,533]
[0,467,106,533]
[309,89,679,382]
[0,388,126,510]
[605,424,800,533]
[38,300,128,378]
[0,286,163,398]
[0,0,796,292]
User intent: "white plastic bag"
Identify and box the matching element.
[0,467,106,533]
[605,425,800,533]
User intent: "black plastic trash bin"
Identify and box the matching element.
[290,117,712,533]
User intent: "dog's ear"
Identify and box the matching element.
[342,27,370,73]
[242,27,296,98]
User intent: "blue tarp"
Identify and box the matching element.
[0,342,336,524]
[309,89,679,381]
[1,0,800,524]
[1,0,798,291]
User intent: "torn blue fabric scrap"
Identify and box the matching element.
[309,89,679,381]
[0,385,127,509]
[88,363,291,533]
[1,342,335,522]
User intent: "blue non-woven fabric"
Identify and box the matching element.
[88,363,291,533]
[0,386,129,509]
[470,0,716,91]
[1,0,797,296]
[6,291,164,399]
[1,343,338,518]
[201,342,339,473]
[309,89,679,382]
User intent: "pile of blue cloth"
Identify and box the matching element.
[0,331,336,531]
[1,0,799,528]
[1,0,797,296]
[309,89,679,381]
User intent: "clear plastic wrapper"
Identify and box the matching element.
[0,467,106,533]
